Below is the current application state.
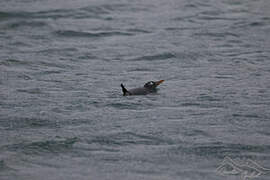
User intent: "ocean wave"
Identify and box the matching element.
[80,3,128,15]
[193,31,239,38]
[126,28,151,34]
[54,30,133,38]
[128,52,176,61]
[0,3,136,21]
[0,116,59,130]
[4,20,47,29]
[173,142,270,159]
[88,131,174,146]
[0,9,76,20]
[0,59,31,67]
[0,160,16,172]
[0,11,27,19]
[2,137,78,155]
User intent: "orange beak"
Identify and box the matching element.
[155,80,164,86]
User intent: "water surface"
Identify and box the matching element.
[1,0,270,179]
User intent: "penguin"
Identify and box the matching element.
[121,80,164,96]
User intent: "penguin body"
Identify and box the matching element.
[121,80,164,96]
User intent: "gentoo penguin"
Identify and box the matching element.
[121,80,164,96]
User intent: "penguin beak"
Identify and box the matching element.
[155,80,164,86]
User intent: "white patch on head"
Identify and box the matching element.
[144,81,156,88]
[149,81,154,85]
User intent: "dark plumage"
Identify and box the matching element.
[121,80,164,96]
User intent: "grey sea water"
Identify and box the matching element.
[1,0,270,179]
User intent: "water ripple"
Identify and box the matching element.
[2,137,78,155]
[0,116,59,130]
[0,59,31,67]
[4,20,47,29]
[0,160,15,172]
[174,142,270,159]
[88,132,174,146]
[54,30,133,38]
[128,52,176,61]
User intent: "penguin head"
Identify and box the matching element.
[144,80,164,90]
[144,81,156,89]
